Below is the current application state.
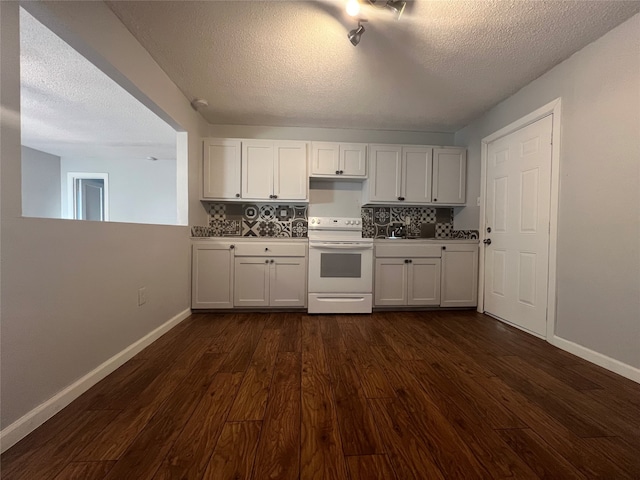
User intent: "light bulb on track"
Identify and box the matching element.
[346,0,360,17]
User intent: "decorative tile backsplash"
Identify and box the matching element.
[191,203,308,238]
[361,206,478,240]
[191,203,478,240]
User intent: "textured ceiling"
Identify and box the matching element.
[20,8,177,163]
[106,0,640,133]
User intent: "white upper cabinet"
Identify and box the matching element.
[242,140,274,200]
[368,145,432,203]
[311,142,367,178]
[242,140,308,201]
[366,145,466,205]
[402,146,433,203]
[368,144,402,201]
[274,142,309,200]
[202,138,242,199]
[432,148,467,205]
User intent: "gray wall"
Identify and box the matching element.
[60,156,178,225]
[1,0,208,432]
[455,14,640,368]
[21,146,61,218]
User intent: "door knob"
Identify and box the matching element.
[486,227,492,233]
[483,238,492,245]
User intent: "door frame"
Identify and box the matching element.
[477,98,561,341]
[66,172,110,221]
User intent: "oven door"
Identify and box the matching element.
[308,242,373,293]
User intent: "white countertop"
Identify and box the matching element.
[374,238,479,244]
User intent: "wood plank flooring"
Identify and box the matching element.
[2,311,640,479]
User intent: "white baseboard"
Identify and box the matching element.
[550,335,640,384]
[0,308,191,454]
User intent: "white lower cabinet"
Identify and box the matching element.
[234,256,307,307]
[374,241,478,308]
[191,242,235,309]
[375,256,441,306]
[440,244,478,307]
[233,241,307,308]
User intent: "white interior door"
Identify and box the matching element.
[484,115,552,336]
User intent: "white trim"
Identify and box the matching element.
[66,172,110,221]
[0,308,191,453]
[478,98,562,342]
[550,335,640,384]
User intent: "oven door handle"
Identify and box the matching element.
[310,243,373,250]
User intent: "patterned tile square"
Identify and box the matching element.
[361,207,373,223]
[242,220,258,236]
[276,206,293,222]
[259,205,277,221]
[293,205,308,220]
[209,204,226,221]
[374,224,390,238]
[421,208,436,223]
[243,204,259,221]
[373,207,391,225]
[291,220,308,238]
[435,222,453,238]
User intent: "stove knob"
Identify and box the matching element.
[346,220,352,225]
[316,219,321,224]
[355,220,361,225]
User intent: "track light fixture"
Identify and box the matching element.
[347,0,407,19]
[345,0,406,45]
[348,21,366,46]
[385,0,406,19]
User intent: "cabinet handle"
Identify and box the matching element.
[404,259,409,263]
[269,195,274,199]
[433,198,438,202]
[235,193,240,198]
[336,170,340,175]
[442,246,446,250]
[273,195,278,199]
[265,247,269,251]
[230,245,235,250]
[408,259,413,263]
[339,170,344,174]
[265,259,269,263]
[270,259,274,263]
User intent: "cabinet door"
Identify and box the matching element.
[192,243,234,309]
[311,142,340,175]
[202,139,241,199]
[270,257,307,307]
[407,258,441,306]
[234,257,270,307]
[402,146,432,203]
[242,140,274,200]
[368,145,402,202]
[374,258,407,306]
[441,244,478,307]
[432,148,466,205]
[340,143,367,177]
[273,141,308,200]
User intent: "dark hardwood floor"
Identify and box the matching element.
[2,311,639,479]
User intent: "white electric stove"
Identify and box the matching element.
[307,217,373,314]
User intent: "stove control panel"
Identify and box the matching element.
[308,217,363,230]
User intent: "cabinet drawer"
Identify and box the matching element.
[376,244,442,258]
[234,242,307,257]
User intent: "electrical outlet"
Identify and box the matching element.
[138,287,147,306]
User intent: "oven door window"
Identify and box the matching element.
[320,253,362,278]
